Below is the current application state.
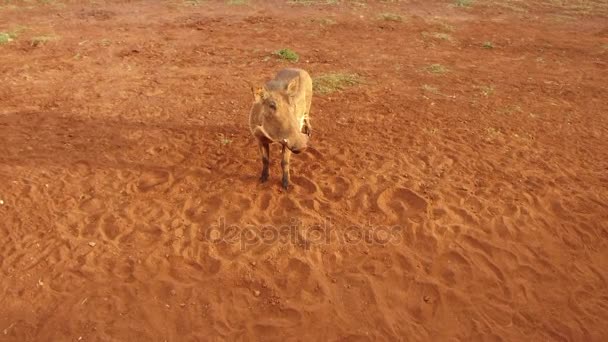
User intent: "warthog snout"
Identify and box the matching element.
[282,134,308,154]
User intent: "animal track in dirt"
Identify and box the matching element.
[377,187,429,224]
[137,169,171,192]
[433,251,473,288]
[1,1,608,341]
[405,281,442,323]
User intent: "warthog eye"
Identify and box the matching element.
[268,101,277,111]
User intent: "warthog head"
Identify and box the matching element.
[250,80,309,154]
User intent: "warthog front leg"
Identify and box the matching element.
[259,141,270,182]
[281,145,292,190]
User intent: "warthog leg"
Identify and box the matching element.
[281,145,292,190]
[259,141,270,182]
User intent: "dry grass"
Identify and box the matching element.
[313,73,361,94]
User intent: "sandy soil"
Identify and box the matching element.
[1,0,608,340]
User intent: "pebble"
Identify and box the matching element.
[0,199,4,205]
[88,242,96,247]
[253,290,261,297]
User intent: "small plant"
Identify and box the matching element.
[378,13,403,22]
[0,32,13,45]
[485,127,502,140]
[425,64,448,74]
[433,32,453,41]
[476,85,494,96]
[436,22,455,32]
[455,0,473,7]
[289,0,337,4]
[0,26,25,45]
[218,133,232,146]
[313,73,360,95]
[483,41,494,49]
[31,35,58,47]
[497,105,522,116]
[227,0,246,5]
[421,84,440,94]
[274,48,299,62]
[421,84,455,98]
[423,32,453,41]
[310,17,337,25]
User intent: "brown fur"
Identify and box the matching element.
[249,68,313,189]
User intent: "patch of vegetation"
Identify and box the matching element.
[497,105,522,116]
[378,12,403,22]
[274,48,299,62]
[0,32,13,44]
[492,1,528,13]
[475,85,494,96]
[423,32,453,41]
[433,32,453,41]
[455,0,473,7]
[421,84,456,98]
[31,35,58,47]
[289,0,337,5]
[548,0,607,15]
[313,73,360,95]
[185,0,204,5]
[421,84,439,94]
[227,0,246,5]
[425,64,448,74]
[0,26,26,45]
[436,21,455,32]
[218,133,232,146]
[485,127,503,140]
[482,41,494,49]
[310,17,337,25]
[423,127,439,135]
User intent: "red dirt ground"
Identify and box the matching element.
[1,0,607,341]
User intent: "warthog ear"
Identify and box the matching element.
[285,78,299,96]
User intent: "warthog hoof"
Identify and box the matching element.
[282,177,289,190]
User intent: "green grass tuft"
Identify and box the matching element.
[274,48,299,62]
[455,0,473,7]
[289,0,337,4]
[482,41,494,49]
[425,64,448,74]
[31,35,58,46]
[0,32,13,44]
[378,12,403,22]
[313,73,360,95]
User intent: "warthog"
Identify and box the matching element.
[249,68,312,189]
